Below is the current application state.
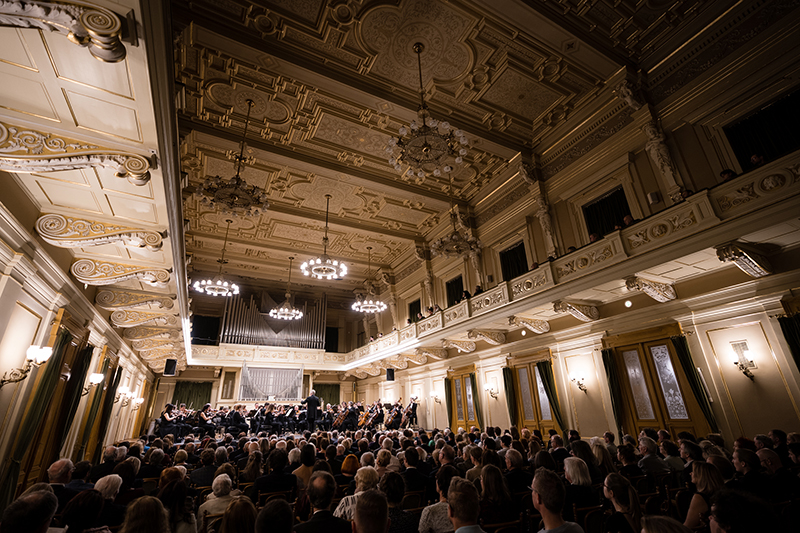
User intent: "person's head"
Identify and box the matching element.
[440,444,455,464]
[732,448,758,474]
[447,477,481,527]
[47,458,73,484]
[119,495,169,533]
[62,489,105,533]
[214,463,236,483]
[354,466,380,492]
[639,436,658,456]
[788,442,800,464]
[532,467,565,515]
[603,473,639,514]
[376,449,391,468]
[212,473,233,497]
[753,434,772,450]
[603,431,615,444]
[564,457,591,486]
[0,490,58,533]
[256,498,293,533]
[436,464,459,498]
[72,460,92,482]
[307,471,337,510]
[550,434,563,448]
[157,480,190,522]
[341,454,360,476]
[102,445,118,463]
[504,448,523,471]
[732,437,756,452]
[300,443,316,467]
[692,461,725,494]
[569,440,596,466]
[159,467,184,488]
[361,451,375,468]
[533,450,556,471]
[215,446,228,464]
[95,474,122,500]
[680,440,703,462]
[219,496,257,533]
[479,464,510,503]
[379,471,406,506]
[617,443,637,465]
[403,446,419,467]
[267,448,289,473]
[756,448,782,475]
[660,440,680,458]
[641,515,693,533]
[353,489,388,533]
[200,448,215,466]
[768,429,787,447]
[719,169,736,181]
[709,489,776,533]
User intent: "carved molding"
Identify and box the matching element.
[441,339,476,353]
[386,356,408,370]
[467,329,506,345]
[0,122,151,185]
[417,346,450,359]
[715,242,772,278]
[130,338,176,350]
[404,352,428,365]
[36,214,164,251]
[122,327,181,341]
[96,289,174,310]
[508,316,551,334]
[624,276,677,302]
[110,309,180,328]
[0,1,126,62]
[553,301,599,322]
[70,259,170,287]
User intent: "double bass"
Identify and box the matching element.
[386,398,403,428]
[332,404,347,429]
[400,399,414,428]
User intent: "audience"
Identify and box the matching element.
[353,489,389,533]
[446,478,484,533]
[531,467,583,533]
[419,465,459,533]
[61,489,110,533]
[218,496,257,533]
[684,461,724,529]
[563,457,599,522]
[603,473,641,533]
[257,498,293,533]
[0,490,58,533]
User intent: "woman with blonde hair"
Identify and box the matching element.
[591,441,618,477]
[563,457,599,521]
[333,466,380,521]
[119,495,170,533]
[375,449,392,478]
[684,461,724,529]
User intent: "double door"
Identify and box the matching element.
[513,361,557,436]
[450,370,480,430]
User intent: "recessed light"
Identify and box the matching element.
[625,300,632,308]
[521,330,526,336]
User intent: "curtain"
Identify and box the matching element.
[583,186,631,236]
[535,360,566,434]
[57,344,93,455]
[444,377,453,430]
[468,372,484,430]
[92,366,122,465]
[313,383,340,407]
[500,242,527,281]
[778,315,800,373]
[77,357,111,459]
[240,366,302,401]
[446,276,464,307]
[601,349,626,441]
[502,367,518,427]
[0,328,71,512]
[172,381,213,409]
[670,335,719,433]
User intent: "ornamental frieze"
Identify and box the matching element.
[417,313,442,335]
[122,327,181,341]
[510,270,548,299]
[469,285,509,315]
[441,340,476,353]
[132,338,177,350]
[71,259,170,287]
[508,316,551,334]
[555,244,614,280]
[553,301,599,322]
[416,347,449,359]
[110,309,180,328]
[96,289,174,310]
[404,352,428,365]
[36,214,165,251]
[467,330,506,345]
[0,122,151,184]
[624,276,677,302]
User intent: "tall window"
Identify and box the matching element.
[408,298,421,321]
[499,241,527,281]
[446,275,464,307]
[582,186,630,237]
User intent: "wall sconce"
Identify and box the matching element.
[483,383,499,399]
[734,350,755,381]
[131,397,145,410]
[82,373,105,396]
[571,375,588,393]
[430,391,441,404]
[0,345,53,389]
[115,386,135,405]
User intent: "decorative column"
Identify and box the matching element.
[521,163,558,259]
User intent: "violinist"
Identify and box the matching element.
[386,399,403,430]
[322,403,334,431]
[371,399,384,430]
[344,401,359,431]
[231,404,250,435]
[160,403,178,437]
[176,403,193,437]
[198,403,216,436]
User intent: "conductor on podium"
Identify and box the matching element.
[301,389,321,432]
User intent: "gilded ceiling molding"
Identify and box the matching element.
[624,276,677,302]
[122,327,181,341]
[96,289,174,311]
[36,214,164,251]
[0,1,126,62]
[70,259,170,287]
[110,310,180,328]
[467,330,506,345]
[715,242,772,278]
[130,338,176,350]
[553,301,599,322]
[417,346,449,359]
[0,122,151,185]
[441,340,475,354]
[508,316,551,334]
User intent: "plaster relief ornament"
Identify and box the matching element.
[642,121,683,202]
[624,276,677,302]
[553,301,599,322]
[416,347,449,360]
[508,316,551,334]
[467,330,506,345]
[36,214,164,251]
[441,339,476,353]
[715,242,773,278]
[615,80,644,111]
[122,327,182,341]
[96,289,174,310]
[71,259,170,287]
[110,310,180,328]
[0,122,151,184]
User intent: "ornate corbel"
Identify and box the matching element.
[122,327,181,341]
[614,80,644,111]
[110,310,180,328]
[416,346,449,359]
[70,259,170,287]
[624,276,677,302]
[715,242,772,278]
[0,122,152,184]
[441,339,476,353]
[36,214,164,251]
[96,289,174,310]
[508,316,551,334]
[467,330,506,345]
[130,338,176,350]
[139,349,181,360]
[0,1,127,62]
[404,352,428,365]
[386,356,409,370]
[553,301,599,322]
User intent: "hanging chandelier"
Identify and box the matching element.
[192,219,240,296]
[430,176,481,258]
[301,194,347,279]
[270,257,303,320]
[352,247,387,314]
[195,99,269,217]
[386,42,469,180]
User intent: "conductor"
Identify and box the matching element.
[301,389,321,432]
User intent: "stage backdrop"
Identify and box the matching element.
[240,364,302,401]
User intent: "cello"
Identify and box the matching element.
[332,404,347,429]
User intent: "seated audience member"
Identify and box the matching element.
[240,450,263,483]
[256,498,293,533]
[419,465,459,533]
[504,449,533,494]
[757,448,800,499]
[376,449,392,478]
[684,462,724,529]
[549,435,570,468]
[617,445,644,479]
[706,455,736,483]
[61,489,111,533]
[118,495,170,533]
[198,474,235,532]
[465,446,483,483]
[254,448,298,500]
[218,496,257,533]
[570,441,603,484]
[534,450,557,472]
[729,448,771,499]
[603,473,640,533]
[189,449,217,489]
[138,448,165,479]
[660,440,685,472]
[353,489,389,533]
[334,453,359,489]
[334,466,380,521]
[531,467,584,533]
[680,440,704,489]
[294,471,351,533]
[91,447,118,482]
[380,472,418,533]
[67,461,95,492]
[563,457,599,522]
[446,478,484,533]
[94,475,126,528]
[402,447,428,491]
[768,429,791,467]
[294,444,317,489]
[48,458,80,513]
[639,437,670,474]
[719,169,737,182]
[157,480,196,533]
[479,465,516,524]
[640,515,692,533]
[112,462,143,506]
[591,441,617,478]
[603,432,618,456]
[0,490,58,533]
[709,489,777,533]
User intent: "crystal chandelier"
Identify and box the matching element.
[192,219,240,296]
[195,99,269,217]
[430,177,481,258]
[386,42,469,179]
[352,247,387,314]
[301,194,347,279]
[270,257,303,320]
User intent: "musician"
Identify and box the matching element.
[403,397,418,428]
[322,404,334,431]
[371,400,384,430]
[231,404,250,435]
[176,403,193,437]
[160,403,178,437]
[198,403,216,436]
[344,401,359,431]
[386,399,403,430]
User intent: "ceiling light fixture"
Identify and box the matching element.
[430,175,481,258]
[301,194,347,280]
[270,257,303,320]
[386,42,469,180]
[193,219,240,297]
[195,99,269,217]
[352,246,387,314]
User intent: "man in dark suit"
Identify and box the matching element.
[47,458,80,513]
[90,446,118,482]
[504,449,533,494]
[189,449,217,488]
[293,471,351,533]
[401,447,427,492]
[255,449,298,501]
[301,389,321,432]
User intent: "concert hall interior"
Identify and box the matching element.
[1,0,800,514]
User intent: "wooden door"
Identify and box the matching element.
[513,363,557,436]
[450,371,479,430]
[616,344,667,437]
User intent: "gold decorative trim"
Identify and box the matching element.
[110,309,180,328]
[70,258,170,287]
[36,213,164,250]
[96,289,174,310]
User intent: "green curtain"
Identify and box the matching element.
[77,357,111,459]
[468,372,484,430]
[172,381,212,409]
[535,360,567,434]
[502,367,518,427]
[601,348,626,441]
[778,315,800,372]
[92,366,122,465]
[0,328,71,512]
[670,335,719,433]
[443,377,453,430]
[313,383,340,407]
[57,344,94,455]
